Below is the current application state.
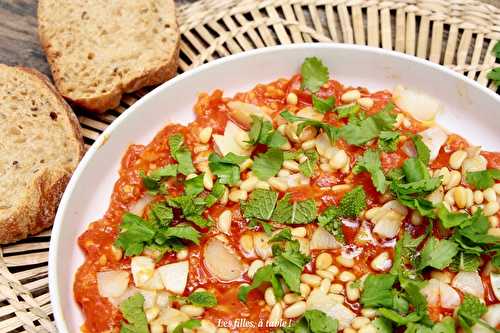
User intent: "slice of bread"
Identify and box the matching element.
[0,65,84,244]
[37,0,180,113]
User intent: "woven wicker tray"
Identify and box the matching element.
[1,0,499,332]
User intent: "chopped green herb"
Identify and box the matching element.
[208,152,247,185]
[299,150,318,177]
[247,116,287,148]
[173,319,201,333]
[360,273,397,308]
[416,236,458,271]
[115,213,156,256]
[168,134,196,175]
[271,193,317,225]
[187,291,218,307]
[412,135,431,165]
[449,252,481,272]
[242,189,279,220]
[336,103,360,119]
[148,203,174,227]
[119,294,149,333]
[252,148,283,180]
[312,95,335,114]
[456,294,492,333]
[284,309,339,333]
[280,111,339,143]
[465,169,500,190]
[378,131,400,152]
[301,57,329,92]
[184,174,204,196]
[353,149,387,193]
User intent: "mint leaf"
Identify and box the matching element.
[336,103,360,119]
[184,174,204,196]
[208,152,247,185]
[157,225,201,245]
[412,135,431,165]
[312,95,335,114]
[252,148,283,180]
[242,189,279,220]
[269,228,293,242]
[140,165,177,193]
[115,213,156,256]
[378,131,400,152]
[168,134,195,176]
[173,320,201,333]
[360,274,397,308]
[299,150,318,177]
[203,181,225,207]
[187,291,217,307]
[271,193,317,224]
[437,203,470,229]
[273,240,310,293]
[353,149,387,193]
[148,203,174,227]
[301,57,329,92]
[466,169,500,190]
[280,111,339,143]
[238,265,283,302]
[247,116,287,148]
[119,294,149,333]
[449,252,481,272]
[417,237,458,271]
[286,310,339,333]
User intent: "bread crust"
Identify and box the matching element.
[0,66,84,244]
[37,0,181,113]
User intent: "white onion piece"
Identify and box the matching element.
[108,287,140,307]
[490,273,500,301]
[439,282,461,309]
[139,289,157,309]
[97,270,130,298]
[306,289,356,329]
[131,256,155,287]
[452,272,485,298]
[156,308,190,325]
[418,127,448,161]
[253,232,273,259]
[280,173,310,188]
[393,85,441,122]
[227,101,272,128]
[310,227,342,250]
[141,269,164,290]
[204,239,245,281]
[401,140,417,158]
[158,261,189,294]
[471,304,500,333]
[213,121,253,156]
[373,211,403,239]
[129,194,154,216]
[421,279,440,305]
[315,133,334,157]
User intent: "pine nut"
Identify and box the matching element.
[240,176,259,192]
[444,188,456,206]
[316,253,333,270]
[150,322,163,333]
[301,274,322,287]
[301,139,316,150]
[494,183,500,194]
[346,282,360,301]
[341,90,361,102]
[454,186,467,209]
[287,92,298,105]
[427,186,444,205]
[446,170,462,190]
[269,303,283,322]
[248,259,264,279]
[220,186,229,205]
[180,305,204,317]
[203,171,214,190]
[358,97,374,109]
[330,150,349,169]
[462,155,487,173]
[253,233,272,259]
[484,202,500,216]
[239,158,253,171]
[300,283,311,298]
[283,160,300,172]
[299,127,317,142]
[327,265,340,276]
[370,252,392,271]
[410,211,423,225]
[436,167,451,186]
[284,293,302,304]
[110,245,123,261]
[488,228,500,237]
[402,118,412,128]
[265,287,277,306]
[359,324,377,333]
[352,317,371,329]
[339,271,356,282]
[449,150,467,170]
[284,301,306,318]
[278,169,291,177]
[268,177,288,192]
[336,255,355,268]
[484,188,497,202]
[291,227,307,238]
[199,127,213,144]
[176,248,188,260]
[317,270,335,280]
[229,188,247,202]
[320,278,332,293]
[361,308,378,318]
[330,283,344,294]
[145,306,160,322]
[217,210,232,234]
[489,216,499,228]
[465,188,474,208]
[240,234,254,254]
[474,190,485,204]
[320,163,333,172]
[344,328,356,333]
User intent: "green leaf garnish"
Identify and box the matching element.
[119,294,149,333]
[353,149,387,193]
[252,148,283,180]
[168,134,196,175]
[271,193,317,225]
[300,57,329,92]
[465,169,500,190]
[312,95,335,114]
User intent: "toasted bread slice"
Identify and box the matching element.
[37,0,180,112]
[0,65,84,244]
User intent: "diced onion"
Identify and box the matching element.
[418,127,448,161]
[158,261,189,294]
[490,273,500,301]
[97,270,130,298]
[131,256,155,287]
[452,271,485,298]
[129,194,154,216]
[139,289,157,309]
[204,239,245,281]
[310,227,341,250]
[393,85,441,122]
[421,279,460,309]
[306,289,356,329]
[373,212,402,239]
[213,121,253,156]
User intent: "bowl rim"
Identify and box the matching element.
[48,42,500,332]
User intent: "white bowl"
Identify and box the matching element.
[49,43,500,332]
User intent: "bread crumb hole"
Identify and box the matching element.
[87,52,95,60]
[50,112,58,121]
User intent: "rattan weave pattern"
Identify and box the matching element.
[1,0,499,332]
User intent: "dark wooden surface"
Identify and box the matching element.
[0,0,196,79]
[0,0,498,80]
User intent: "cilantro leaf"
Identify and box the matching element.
[417,236,458,271]
[148,203,174,227]
[466,169,500,190]
[252,148,283,181]
[115,213,156,256]
[208,152,247,185]
[247,116,287,148]
[140,165,177,193]
[272,240,310,293]
[168,134,195,175]
[184,174,204,196]
[280,111,339,143]
[285,310,339,333]
[203,181,225,207]
[312,95,335,114]
[457,294,488,333]
[238,265,283,302]
[269,228,293,242]
[119,294,149,333]
[271,193,317,225]
[336,103,360,119]
[412,135,431,165]
[299,150,318,177]
[373,317,393,333]
[301,57,329,92]
[353,149,387,193]
[173,320,201,333]
[157,225,201,245]
[187,291,217,307]
[390,231,427,276]
[360,273,397,308]
[242,189,279,220]
[378,131,400,152]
